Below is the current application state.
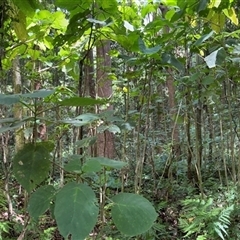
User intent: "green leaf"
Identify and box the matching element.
[87,17,113,26]
[64,159,81,173]
[55,0,91,11]
[162,53,184,71]
[12,0,39,17]
[209,0,221,8]
[196,0,208,12]
[82,159,102,173]
[75,113,100,123]
[28,185,56,220]
[39,141,55,152]
[54,182,99,240]
[89,157,127,169]
[0,94,20,105]
[13,143,51,192]
[63,114,100,127]
[223,7,238,25]
[22,90,55,98]
[108,124,121,134]
[141,3,156,18]
[171,9,185,22]
[193,31,214,46]
[75,136,97,148]
[0,118,17,123]
[111,193,158,236]
[60,97,105,106]
[138,38,161,55]
[202,76,215,85]
[12,11,28,41]
[0,119,27,133]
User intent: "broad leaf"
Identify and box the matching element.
[55,0,91,11]
[82,159,102,173]
[0,94,20,105]
[193,31,214,46]
[22,90,55,98]
[162,53,184,71]
[12,11,28,41]
[12,0,39,17]
[54,182,99,240]
[108,124,121,134]
[209,0,221,8]
[0,118,17,123]
[28,185,56,220]
[223,8,238,25]
[88,157,127,169]
[196,0,208,12]
[64,159,82,173]
[111,193,158,236]
[60,97,105,106]
[75,136,97,148]
[13,143,51,192]
[138,38,161,55]
[75,113,100,123]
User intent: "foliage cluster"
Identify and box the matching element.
[1,0,240,239]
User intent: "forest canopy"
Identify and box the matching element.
[0,0,240,239]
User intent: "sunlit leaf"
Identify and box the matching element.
[223,8,238,25]
[12,0,39,17]
[87,17,113,26]
[204,47,226,68]
[124,20,134,32]
[208,0,221,8]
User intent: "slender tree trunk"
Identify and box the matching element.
[85,50,97,157]
[96,40,114,158]
[166,69,180,156]
[13,57,24,152]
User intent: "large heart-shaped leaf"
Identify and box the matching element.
[111,193,158,236]
[28,185,56,220]
[54,182,99,240]
[13,143,51,192]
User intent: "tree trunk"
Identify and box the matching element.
[13,57,24,152]
[96,40,114,158]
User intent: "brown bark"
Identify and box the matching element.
[96,40,114,158]
[166,69,180,155]
[13,57,24,152]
